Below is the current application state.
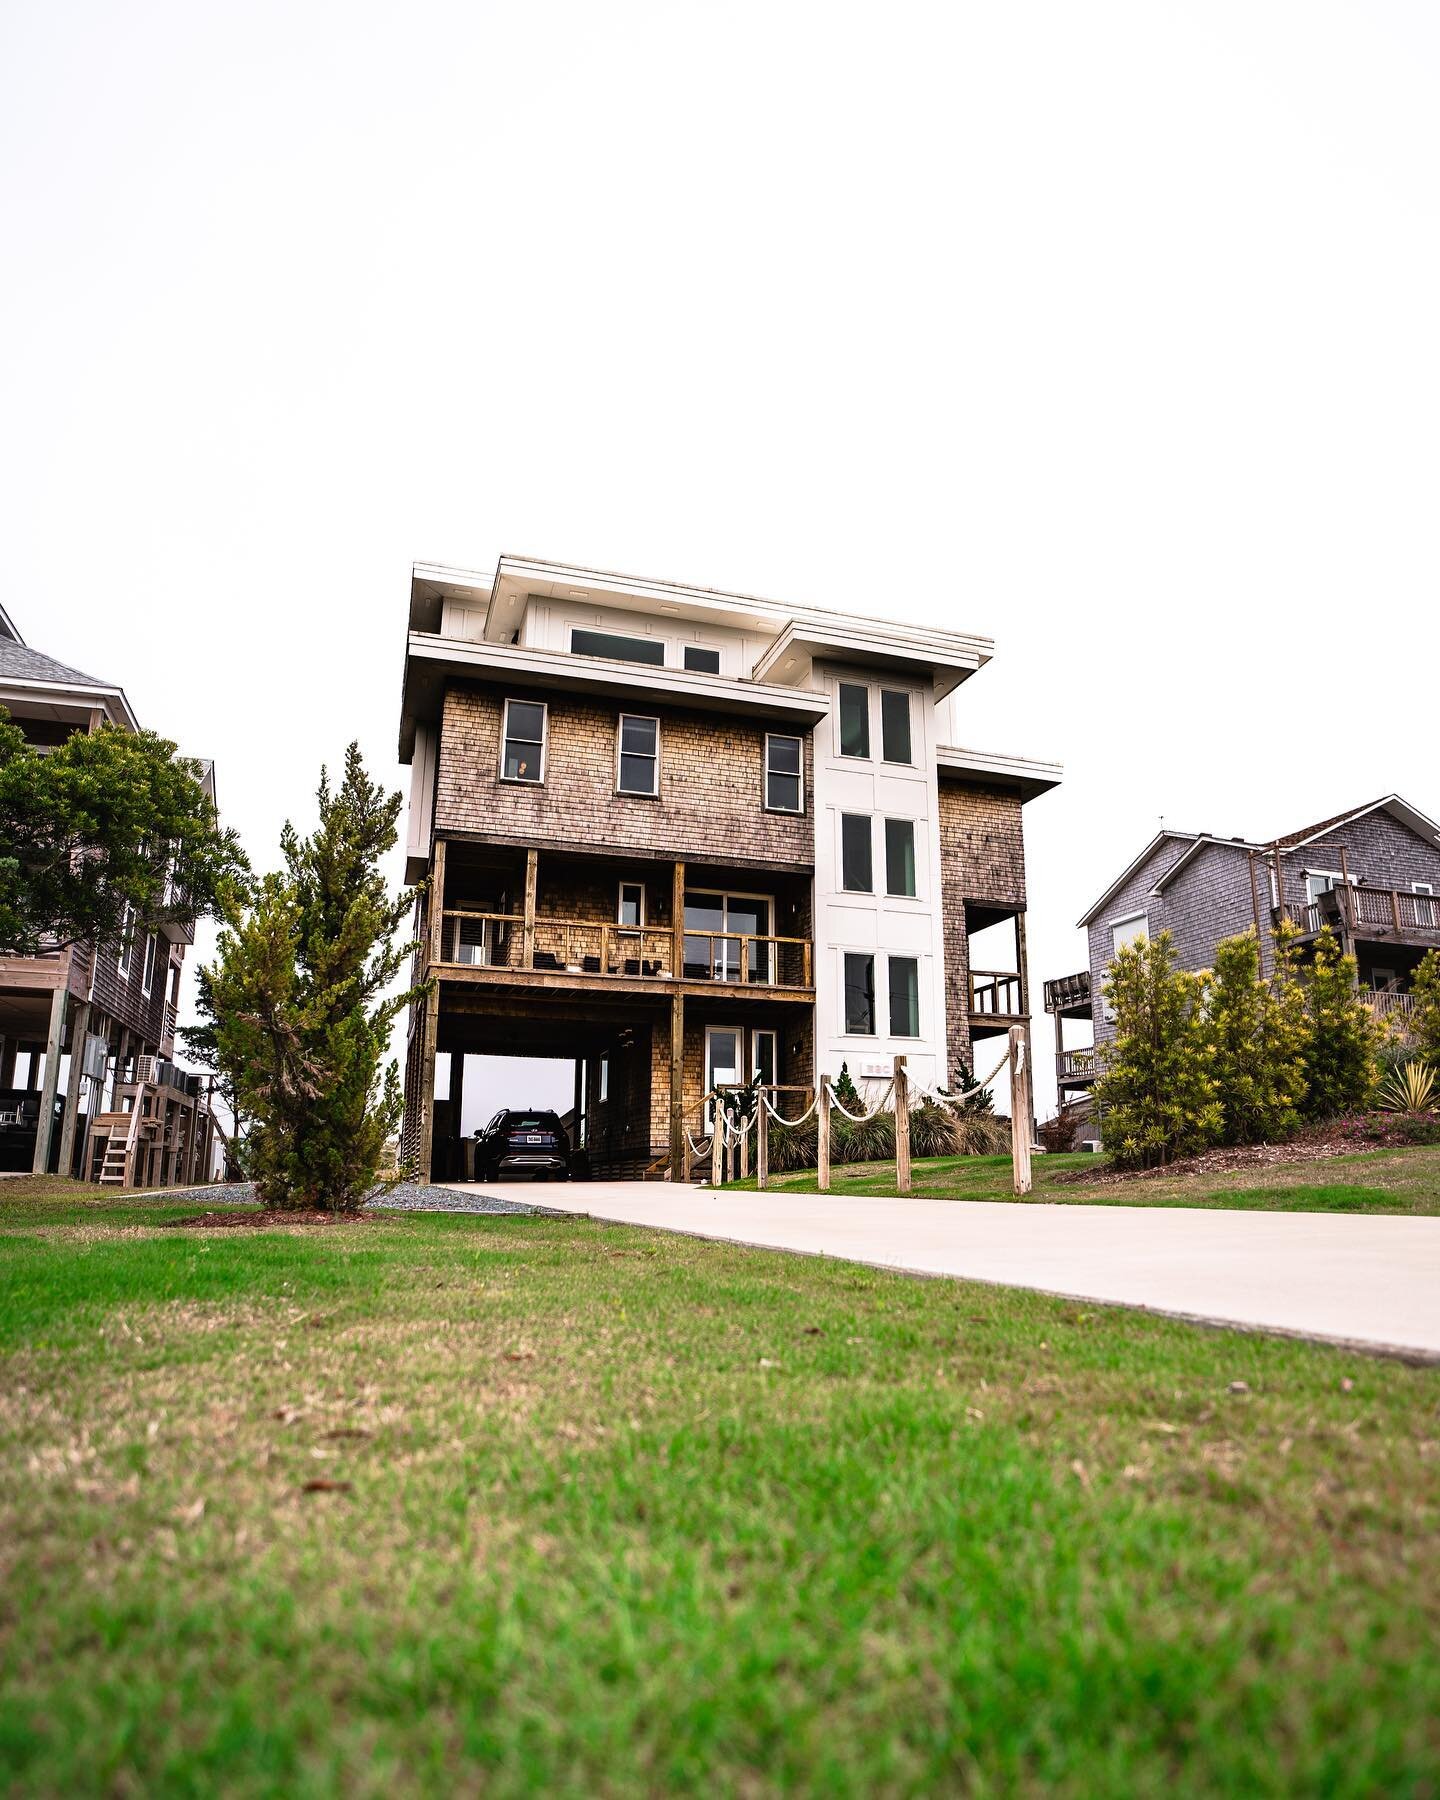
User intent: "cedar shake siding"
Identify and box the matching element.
[435,685,813,871]
[938,780,1027,1076]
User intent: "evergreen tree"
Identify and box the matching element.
[950,1055,995,1115]
[199,746,425,1211]
[832,1062,862,1110]
[1411,949,1440,1065]
[1206,928,1306,1145]
[1096,929,1220,1169]
[1299,927,1378,1120]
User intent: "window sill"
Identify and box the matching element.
[615,789,660,801]
[764,805,805,817]
[499,776,545,787]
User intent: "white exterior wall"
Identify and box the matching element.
[810,663,948,1095]
[518,599,771,675]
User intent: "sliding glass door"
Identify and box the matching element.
[684,891,772,982]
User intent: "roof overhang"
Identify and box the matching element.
[1283,794,1440,852]
[0,675,138,733]
[754,619,991,703]
[0,602,22,645]
[1076,831,1196,928]
[400,633,831,761]
[936,744,1062,802]
[1149,834,1268,895]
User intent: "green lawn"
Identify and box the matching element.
[728,1144,1440,1214]
[1,1181,1437,1795]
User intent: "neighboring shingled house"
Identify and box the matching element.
[1045,795,1440,1103]
[0,605,219,1184]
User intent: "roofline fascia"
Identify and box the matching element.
[1076,831,1198,928]
[0,676,139,733]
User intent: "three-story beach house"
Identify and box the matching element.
[398,556,1060,1180]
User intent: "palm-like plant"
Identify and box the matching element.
[1377,1058,1438,1114]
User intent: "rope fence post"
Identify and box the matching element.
[894,1053,911,1194]
[817,1073,831,1193]
[756,1089,768,1191]
[1009,1025,1032,1197]
[710,1099,723,1188]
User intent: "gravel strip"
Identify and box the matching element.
[130,1180,563,1218]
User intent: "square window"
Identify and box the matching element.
[841,814,873,892]
[838,683,870,758]
[885,818,916,897]
[765,733,803,813]
[1111,913,1148,956]
[618,715,659,796]
[880,689,913,764]
[501,699,546,783]
[684,645,721,674]
[888,956,919,1037]
[844,952,876,1035]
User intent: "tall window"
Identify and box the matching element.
[765,734,803,812]
[838,683,870,758]
[1111,913,1148,956]
[618,881,645,927]
[140,931,158,996]
[880,689,913,764]
[844,952,876,1034]
[617,715,660,795]
[501,699,546,783]
[683,645,721,674]
[888,956,919,1036]
[885,818,916,897]
[571,627,665,666]
[116,903,135,975]
[841,814,873,892]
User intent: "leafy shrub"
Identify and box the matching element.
[1300,928,1380,1120]
[1036,1113,1075,1154]
[1413,949,1440,1063]
[1377,1060,1438,1114]
[1337,1110,1440,1147]
[1097,930,1219,1169]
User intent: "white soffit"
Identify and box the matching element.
[935,744,1062,802]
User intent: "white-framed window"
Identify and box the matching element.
[1111,913,1148,956]
[140,931,157,996]
[683,644,721,674]
[843,952,876,1035]
[841,814,873,893]
[116,903,135,976]
[884,818,917,897]
[764,733,803,813]
[888,955,920,1037]
[617,881,645,928]
[837,682,870,759]
[880,689,913,765]
[1414,882,1436,928]
[571,627,664,666]
[500,698,547,783]
[617,715,660,796]
[1304,869,1353,905]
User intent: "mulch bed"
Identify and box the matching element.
[160,1208,371,1229]
[1050,1133,1358,1187]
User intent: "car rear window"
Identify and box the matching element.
[508,1116,553,1131]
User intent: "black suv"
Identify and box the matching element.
[473,1109,572,1182]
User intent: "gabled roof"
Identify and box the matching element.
[1149,833,1268,896]
[1077,831,1197,927]
[0,602,21,644]
[1275,795,1440,853]
[0,639,117,689]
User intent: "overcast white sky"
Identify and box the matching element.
[4,1,1437,1124]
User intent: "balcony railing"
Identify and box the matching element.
[1043,970,1091,1014]
[1365,990,1416,1023]
[435,909,812,989]
[1286,885,1440,941]
[970,970,1023,1015]
[1056,1047,1098,1083]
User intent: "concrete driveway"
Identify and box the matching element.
[446,1180,1440,1360]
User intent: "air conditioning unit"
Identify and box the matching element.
[134,1056,160,1086]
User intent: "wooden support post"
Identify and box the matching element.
[1248,852,1265,961]
[429,837,448,967]
[668,994,685,1180]
[710,1100,724,1187]
[522,847,538,970]
[31,987,67,1176]
[817,1073,831,1193]
[671,860,685,978]
[894,1054,911,1194]
[1009,1025,1033,1197]
[56,999,90,1181]
[416,986,440,1184]
[1271,842,1288,922]
[756,1089,769,1191]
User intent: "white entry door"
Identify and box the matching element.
[705,1026,742,1128]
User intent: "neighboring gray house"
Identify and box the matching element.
[1045,795,1440,1101]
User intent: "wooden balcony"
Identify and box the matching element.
[433,908,813,997]
[970,970,1024,1019]
[1056,1047,1098,1087]
[1284,884,1440,948]
[1365,989,1416,1024]
[1043,970,1091,1018]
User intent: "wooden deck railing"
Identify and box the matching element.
[1364,990,1417,1023]
[434,910,813,989]
[1056,1047,1097,1082]
[970,970,1023,1015]
[1285,885,1440,940]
